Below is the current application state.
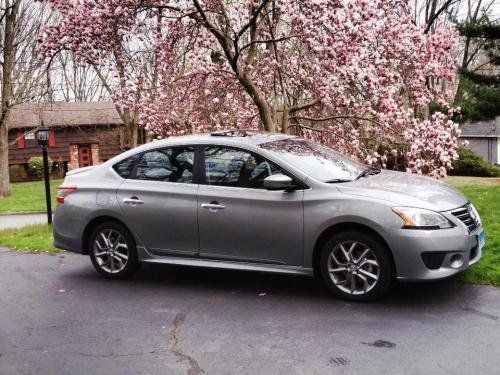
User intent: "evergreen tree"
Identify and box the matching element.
[455,19,500,123]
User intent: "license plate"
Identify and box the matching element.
[477,230,485,250]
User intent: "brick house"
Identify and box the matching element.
[8,102,126,180]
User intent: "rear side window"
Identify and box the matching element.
[113,154,140,178]
[135,147,195,183]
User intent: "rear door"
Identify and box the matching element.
[197,145,304,265]
[116,146,199,256]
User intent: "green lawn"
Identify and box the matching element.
[445,176,500,187]
[0,224,58,252]
[0,177,498,285]
[451,183,499,286]
[0,179,62,213]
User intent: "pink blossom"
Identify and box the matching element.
[38,0,460,177]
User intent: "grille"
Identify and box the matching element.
[452,204,479,232]
[421,252,446,270]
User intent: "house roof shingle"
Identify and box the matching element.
[7,102,123,129]
[460,117,500,137]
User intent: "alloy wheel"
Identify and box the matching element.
[327,241,380,295]
[93,229,129,274]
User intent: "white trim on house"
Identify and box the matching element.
[498,137,500,165]
[460,135,498,138]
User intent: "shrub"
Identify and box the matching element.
[450,148,500,177]
[27,156,53,177]
[9,164,27,182]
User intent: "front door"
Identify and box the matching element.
[117,146,199,256]
[78,145,92,167]
[197,146,304,265]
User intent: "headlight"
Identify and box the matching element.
[469,203,481,225]
[392,207,453,229]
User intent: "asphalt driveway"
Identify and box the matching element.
[0,247,499,375]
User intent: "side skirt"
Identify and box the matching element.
[137,247,313,276]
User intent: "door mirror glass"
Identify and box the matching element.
[263,173,293,190]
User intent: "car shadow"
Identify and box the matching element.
[65,261,472,309]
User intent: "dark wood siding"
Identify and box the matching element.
[8,125,123,165]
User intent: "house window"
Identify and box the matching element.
[16,129,55,148]
[24,131,36,148]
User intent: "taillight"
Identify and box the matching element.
[56,185,77,203]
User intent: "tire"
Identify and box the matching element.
[89,222,140,279]
[319,231,394,302]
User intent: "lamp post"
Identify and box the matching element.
[36,122,52,224]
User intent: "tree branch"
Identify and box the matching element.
[237,0,272,38]
[239,35,297,53]
[425,0,459,33]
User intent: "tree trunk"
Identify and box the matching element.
[111,103,138,150]
[237,72,276,132]
[281,106,289,134]
[0,123,9,198]
[0,0,20,198]
[122,120,138,149]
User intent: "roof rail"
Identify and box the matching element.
[211,129,252,137]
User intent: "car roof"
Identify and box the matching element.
[144,131,297,148]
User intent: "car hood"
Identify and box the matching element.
[337,170,468,211]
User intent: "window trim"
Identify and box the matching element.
[199,144,309,190]
[111,143,309,190]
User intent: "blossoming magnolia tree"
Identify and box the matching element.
[39,0,461,177]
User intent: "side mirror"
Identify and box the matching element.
[264,173,293,191]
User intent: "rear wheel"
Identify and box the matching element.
[89,222,140,279]
[319,231,394,301]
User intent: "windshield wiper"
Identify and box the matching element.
[356,167,381,180]
[324,178,352,183]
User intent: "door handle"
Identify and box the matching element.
[123,197,144,205]
[201,202,226,211]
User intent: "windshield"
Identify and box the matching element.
[260,138,366,182]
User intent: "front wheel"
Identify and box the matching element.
[89,222,140,279]
[319,231,394,302]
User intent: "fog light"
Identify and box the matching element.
[450,254,464,269]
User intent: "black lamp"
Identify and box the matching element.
[36,122,50,146]
[36,122,52,224]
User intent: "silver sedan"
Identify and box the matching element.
[53,131,484,301]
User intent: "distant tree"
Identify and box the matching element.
[455,18,500,122]
[49,50,111,102]
[0,0,52,198]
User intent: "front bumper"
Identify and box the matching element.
[387,223,483,281]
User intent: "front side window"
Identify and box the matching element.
[204,146,283,188]
[135,147,194,183]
